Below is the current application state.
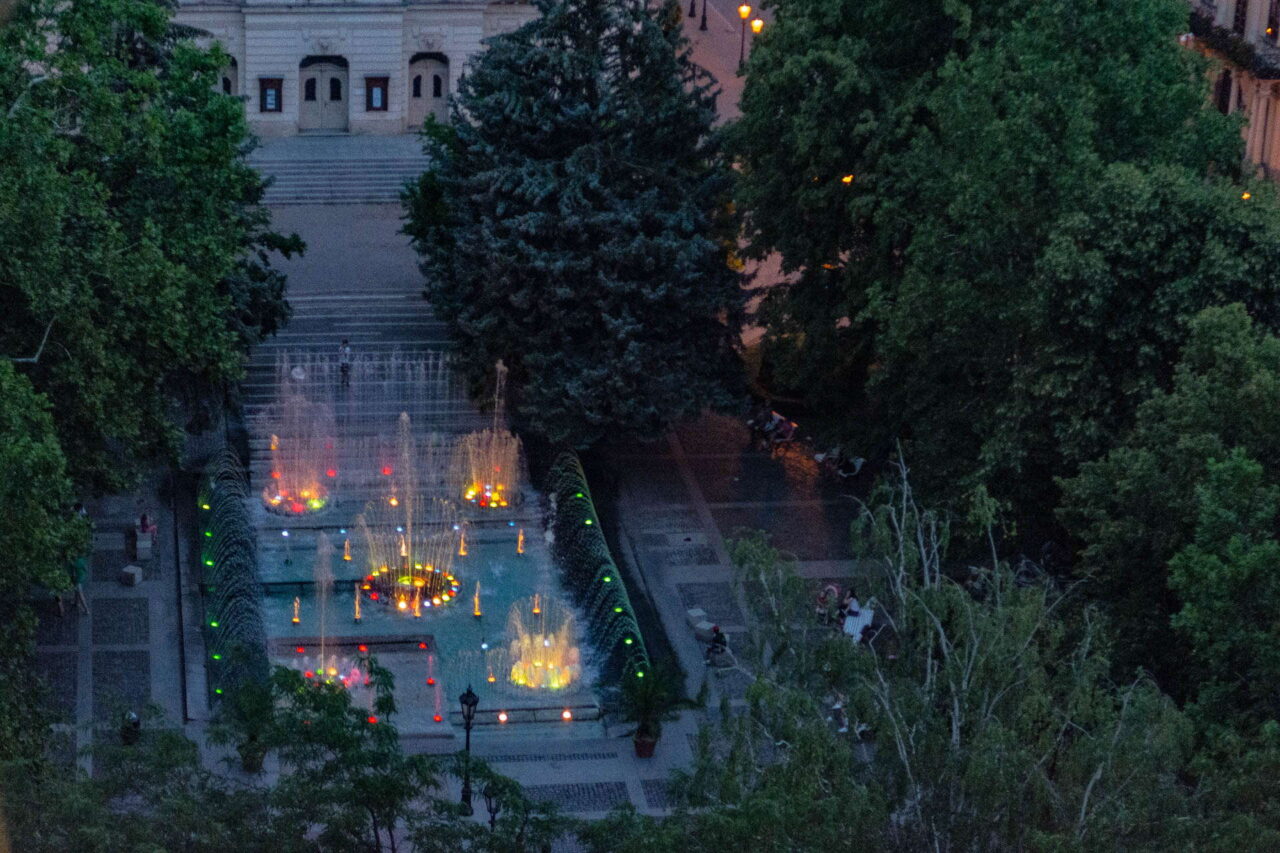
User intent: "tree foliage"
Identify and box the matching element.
[0,0,300,490]
[404,0,743,447]
[732,0,1269,533]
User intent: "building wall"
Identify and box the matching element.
[174,1,536,136]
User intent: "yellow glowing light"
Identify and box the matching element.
[751,17,764,33]
[562,709,573,721]
[397,599,408,611]
[738,3,751,19]
[343,539,352,561]
[1243,191,1253,200]
[388,496,399,507]
[517,528,525,555]
[841,174,854,184]
[328,667,337,677]
[432,596,442,605]
[497,711,508,723]
[292,596,301,624]
[459,533,467,556]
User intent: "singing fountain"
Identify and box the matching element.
[259,392,338,516]
[451,362,522,510]
[506,595,581,690]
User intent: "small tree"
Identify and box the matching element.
[404,0,743,447]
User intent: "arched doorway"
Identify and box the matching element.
[299,56,349,132]
[221,56,239,97]
[407,52,449,129]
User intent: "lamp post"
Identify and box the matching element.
[700,0,708,31]
[483,782,501,831]
[689,0,696,19]
[738,4,752,71]
[459,685,478,816]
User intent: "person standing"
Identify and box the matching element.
[338,339,353,387]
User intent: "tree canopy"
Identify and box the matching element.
[404,0,743,447]
[732,0,1270,537]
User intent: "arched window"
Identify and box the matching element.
[222,76,232,95]
[1236,0,1251,34]
[432,74,443,98]
[329,77,342,101]
[304,77,317,102]
[413,75,422,98]
[1216,69,1234,115]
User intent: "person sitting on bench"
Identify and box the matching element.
[705,625,728,665]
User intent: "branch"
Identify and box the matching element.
[5,318,55,363]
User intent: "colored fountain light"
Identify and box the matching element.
[506,596,580,690]
[356,414,465,615]
[451,362,522,510]
[258,382,337,516]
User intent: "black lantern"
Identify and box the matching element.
[483,782,501,830]
[459,685,479,815]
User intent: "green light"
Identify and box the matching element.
[636,671,645,678]
[210,621,219,628]
[211,654,222,660]
[204,559,214,567]
[201,503,211,510]
[584,519,593,525]
[614,606,623,613]
[624,637,633,645]
[575,492,584,498]
[602,575,612,582]
[204,531,212,537]
[214,688,223,695]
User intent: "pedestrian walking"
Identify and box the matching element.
[338,339,353,387]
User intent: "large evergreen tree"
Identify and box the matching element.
[404,0,742,447]
[731,0,1272,538]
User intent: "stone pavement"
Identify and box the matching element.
[599,418,869,706]
[31,472,193,773]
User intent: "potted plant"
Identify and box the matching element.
[618,664,691,758]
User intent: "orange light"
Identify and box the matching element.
[561,709,573,721]
[738,3,750,19]
[271,471,281,479]
[388,496,399,507]
[427,677,436,685]
[841,174,854,184]
[751,17,764,33]
[1243,191,1253,200]
[358,644,368,652]
[497,711,509,723]
[433,714,443,722]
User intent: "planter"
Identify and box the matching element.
[633,733,659,758]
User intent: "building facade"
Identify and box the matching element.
[1189,0,1280,174]
[175,0,536,136]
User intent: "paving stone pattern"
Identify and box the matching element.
[92,598,150,645]
[641,778,672,810]
[34,607,79,646]
[676,581,745,626]
[33,651,78,721]
[483,752,619,763]
[524,782,630,813]
[92,650,151,720]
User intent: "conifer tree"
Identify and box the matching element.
[405,0,742,446]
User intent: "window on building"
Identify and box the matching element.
[432,75,443,98]
[1236,0,1251,34]
[413,75,422,98]
[304,78,317,101]
[222,76,232,95]
[259,78,283,113]
[366,77,389,111]
[329,78,343,101]
[1268,0,1279,41]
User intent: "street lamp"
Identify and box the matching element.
[483,782,501,831]
[689,0,696,19]
[751,17,764,35]
[738,4,752,71]
[459,685,478,816]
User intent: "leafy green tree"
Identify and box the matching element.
[1059,304,1280,692]
[404,0,743,447]
[0,0,299,489]
[1168,450,1280,733]
[732,0,1265,531]
[0,363,87,761]
[586,476,1195,851]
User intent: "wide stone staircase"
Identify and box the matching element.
[255,157,429,204]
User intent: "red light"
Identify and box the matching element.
[290,502,304,514]
[296,646,305,653]
[418,642,427,649]
[426,677,435,685]
[304,670,314,678]
[326,468,337,478]
[382,466,393,476]
[358,644,368,653]
[370,592,379,600]
[367,716,377,724]
[271,471,281,479]
[433,714,443,723]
